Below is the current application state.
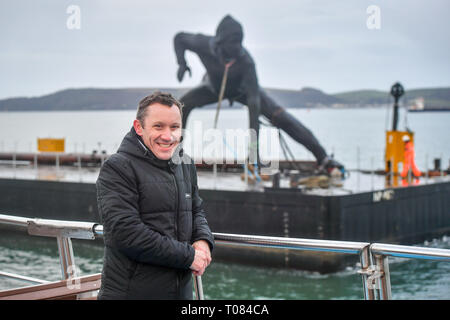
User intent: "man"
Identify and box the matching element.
[174,14,343,172]
[96,91,214,300]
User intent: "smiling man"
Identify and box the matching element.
[96,91,214,300]
[134,96,182,160]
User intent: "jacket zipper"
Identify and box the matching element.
[171,171,181,297]
[171,172,180,240]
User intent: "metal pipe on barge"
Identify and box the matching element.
[0,152,105,166]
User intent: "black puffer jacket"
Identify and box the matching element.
[96,128,214,300]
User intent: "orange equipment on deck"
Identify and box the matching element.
[385,130,411,174]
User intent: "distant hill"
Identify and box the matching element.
[0,86,449,111]
[265,87,342,108]
[332,87,450,109]
[0,88,190,112]
[404,88,450,109]
[332,90,390,105]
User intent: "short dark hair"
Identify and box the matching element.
[136,91,183,126]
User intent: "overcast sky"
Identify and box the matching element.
[0,0,449,99]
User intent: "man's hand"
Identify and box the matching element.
[193,240,211,266]
[190,240,212,276]
[177,64,192,82]
[190,249,208,276]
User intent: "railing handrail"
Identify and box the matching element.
[211,232,369,254]
[95,226,370,254]
[0,214,371,253]
[370,243,450,261]
[1,213,449,301]
[0,214,29,229]
[0,213,99,240]
[4,214,448,261]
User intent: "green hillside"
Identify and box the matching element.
[333,87,450,108]
[0,86,449,111]
[332,90,390,105]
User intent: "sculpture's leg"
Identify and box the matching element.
[235,95,261,168]
[179,85,218,129]
[258,89,328,165]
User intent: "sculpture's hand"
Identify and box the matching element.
[177,64,192,82]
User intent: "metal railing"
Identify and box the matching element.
[72,223,376,300]
[0,213,449,300]
[369,243,450,299]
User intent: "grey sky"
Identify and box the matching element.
[0,0,449,99]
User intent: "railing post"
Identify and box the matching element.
[358,245,376,300]
[373,254,392,300]
[193,275,204,300]
[56,236,77,280]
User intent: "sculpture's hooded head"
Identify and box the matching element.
[214,15,244,62]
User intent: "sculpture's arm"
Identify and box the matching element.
[174,32,210,66]
[174,32,210,82]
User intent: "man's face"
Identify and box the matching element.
[133,103,182,160]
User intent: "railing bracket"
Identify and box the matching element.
[358,265,384,290]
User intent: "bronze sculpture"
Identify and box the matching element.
[174,15,343,172]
